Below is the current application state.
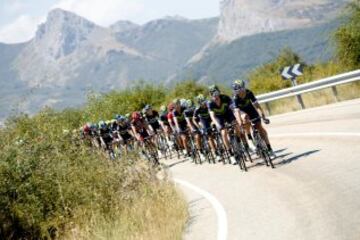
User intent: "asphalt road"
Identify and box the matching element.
[165,99,360,240]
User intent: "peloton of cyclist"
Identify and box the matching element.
[231,79,274,156]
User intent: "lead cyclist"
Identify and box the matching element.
[231,80,275,157]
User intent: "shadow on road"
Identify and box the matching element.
[276,150,321,166]
[166,158,190,168]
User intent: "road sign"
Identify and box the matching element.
[280,63,305,109]
[281,63,303,80]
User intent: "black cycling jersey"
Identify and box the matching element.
[99,128,112,140]
[173,107,188,132]
[194,104,211,124]
[144,110,159,125]
[160,111,169,123]
[116,122,131,136]
[208,94,233,117]
[173,107,187,124]
[184,107,195,118]
[233,89,260,120]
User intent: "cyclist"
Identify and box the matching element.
[167,103,177,133]
[173,99,191,157]
[143,104,161,134]
[114,115,134,154]
[159,105,173,142]
[130,111,151,142]
[232,80,274,155]
[185,99,205,161]
[193,94,220,161]
[98,120,115,159]
[208,85,236,164]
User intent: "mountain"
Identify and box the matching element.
[173,19,340,84]
[0,9,218,122]
[217,0,349,42]
[171,0,349,84]
[110,20,140,33]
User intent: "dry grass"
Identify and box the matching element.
[262,82,360,115]
[63,177,188,240]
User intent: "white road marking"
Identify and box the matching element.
[271,132,360,138]
[174,178,228,240]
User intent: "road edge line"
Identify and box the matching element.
[174,178,228,240]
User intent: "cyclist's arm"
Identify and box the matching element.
[173,116,181,133]
[209,111,221,129]
[233,108,244,126]
[192,116,201,130]
[253,102,266,118]
[185,117,194,132]
[249,90,266,118]
[158,120,167,132]
[131,125,141,141]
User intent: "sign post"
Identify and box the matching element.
[281,63,305,109]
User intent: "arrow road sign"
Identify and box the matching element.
[281,63,304,80]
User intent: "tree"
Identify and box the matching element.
[248,48,304,94]
[335,0,360,68]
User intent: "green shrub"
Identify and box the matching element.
[0,107,187,239]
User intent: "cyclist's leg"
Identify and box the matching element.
[254,121,272,151]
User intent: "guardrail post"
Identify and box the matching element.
[331,86,339,102]
[296,95,305,109]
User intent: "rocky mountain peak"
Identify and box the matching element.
[35,8,98,58]
[217,0,349,42]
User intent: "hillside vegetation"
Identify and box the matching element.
[0,99,188,239]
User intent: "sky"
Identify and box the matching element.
[0,0,221,44]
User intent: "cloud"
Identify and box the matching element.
[52,0,145,26]
[0,15,44,43]
[3,0,27,15]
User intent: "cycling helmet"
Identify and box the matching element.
[99,121,107,129]
[186,99,193,108]
[208,85,219,93]
[132,112,141,121]
[196,94,207,104]
[209,85,220,97]
[232,79,246,91]
[111,119,117,124]
[168,103,175,111]
[91,124,98,130]
[116,115,125,122]
[160,105,167,113]
[105,120,111,126]
[173,98,180,105]
[180,98,188,108]
[115,114,121,119]
[125,113,131,119]
[83,123,91,132]
[144,104,152,111]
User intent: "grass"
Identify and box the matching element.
[63,179,188,240]
[262,81,360,115]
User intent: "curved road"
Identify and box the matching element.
[165,99,360,240]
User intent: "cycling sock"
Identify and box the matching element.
[229,149,234,156]
[247,134,253,140]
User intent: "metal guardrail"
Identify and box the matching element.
[257,69,360,113]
